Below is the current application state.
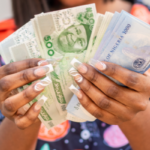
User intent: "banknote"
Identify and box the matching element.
[67,94,96,121]
[66,112,86,122]
[0,21,36,64]
[94,12,126,60]
[10,43,66,129]
[31,18,44,57]
[9,38,41,62]
[84,13,104,63]
[90,12,113,61]
[36,4,97,115]
[23,75,67,130]
[94,11,150,85]
[93,12,120,60]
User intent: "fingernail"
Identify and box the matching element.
[89,59,106,70]
[38,60,50,66]
[71,58,87,74]
[38,57,63,66]
[34,64,54,76]
[69,84,82,99]
[69,68,83,83]
[34,76,52,91]
[34,95,48,111]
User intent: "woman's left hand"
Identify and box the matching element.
[70,60,150,125]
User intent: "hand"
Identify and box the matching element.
[0,59,51,129]
[70,59,150,125]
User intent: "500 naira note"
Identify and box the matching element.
[35,4,97,115]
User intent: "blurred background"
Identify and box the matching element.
[0,0,150,150]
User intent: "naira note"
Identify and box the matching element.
[93,12,120,59]
[67,94,96,121]
[90,12,113,61]
[84,13,104,63]
[36,4,97,115]
[96,11,150,84]
[0,21,37,64]
[66,112,86,122]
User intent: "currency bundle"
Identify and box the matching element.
[0,4,150,129]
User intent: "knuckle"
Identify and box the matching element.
[4,98,15,112]
[106,85,119,98]
[107,64,117,76]
[23,90,33,100]
[135,101,147,111]
[126,73,138,87]
[0,78,11,92]
[26,59,38,68]
[89,70,98,82]
[4,63,17,75]
[81,98,90,109]
[97,97,111,109]
[81,80,91,92]
[15,119,26,130]
[92,108,103,119]
[20,69,33,82]
[26,114,36,122]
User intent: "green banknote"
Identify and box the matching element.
[35,4,97,115]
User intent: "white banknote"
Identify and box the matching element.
[84,13,104,63]
[0,21,36,64]
[91,12,113,60]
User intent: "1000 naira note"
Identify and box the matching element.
[35,4,97,115]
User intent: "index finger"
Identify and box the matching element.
[90,60,147,92]
[0,58,42,79]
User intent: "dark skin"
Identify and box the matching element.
[0,59,45,129]
[73,61,150,150]
[1,1,148,150]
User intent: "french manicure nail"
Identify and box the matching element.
[89,59,106,71]
[71,58,87,74]
[69,68,83,83]
[34,102,42,111]
[38,57,63,66]
[69,84,82,99]
[34,76,52,91]
[34,64,54,76]
[34,95,48,111]
[38,60,50,66]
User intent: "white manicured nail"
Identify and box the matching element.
[38,57,63,66]
[34,95,48,111]
[69,68,83,83]
[70,58,88,74]
[34,76,52,91]
[34,64,54,76]
[89,59,106,70]
[69,84,82,99]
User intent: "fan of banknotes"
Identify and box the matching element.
[1,4,150,129]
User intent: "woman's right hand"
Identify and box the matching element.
[0,58,50,129]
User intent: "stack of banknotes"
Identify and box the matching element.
[1,3,150,129]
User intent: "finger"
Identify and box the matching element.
[70,88,118,125]
[69,68,147,112]
[73,77,136,122]
[0,64,53,95]
[89,60,147,92]
[1,79,50,117]
[0,58,42,79]
[14,102,42,129]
